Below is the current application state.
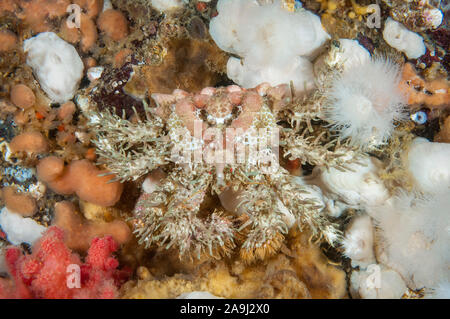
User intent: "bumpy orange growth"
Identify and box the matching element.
[10,84,35,109]
[1,186,37,217]
[435,116,450,143]
[399,63,450,108]
[36,157,123,207]
[57,101,76,122]
[10,131,49,154]
[79,13,98,52]
[16,0,71,32]
[0,30,18,52]
[97,9,129,41]
[53,201,131,251]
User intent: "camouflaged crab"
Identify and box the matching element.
[88,82,363,262]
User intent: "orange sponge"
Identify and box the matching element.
[0,30,18,52]
[57,101,76,122]
[399,63,450,108]
[80,13,98,52]
[53,201,131,251]
[97,9,129,41]
[10,84,35,109]
[1,186,37,217]
[60,13,98,52]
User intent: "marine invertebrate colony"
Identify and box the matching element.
[406,137,450,195]
[382,17,426,59]
[0,207,46,246]
[342,214,375,268]
[122,229,347,299]
[367,192,450,290]
[23,32,84,103]
[209,0,330,94]
[88,84,351,262]
[399,63,450,109]
[0,227,126,299]
[36,156,123,207]
[350,265,407,299]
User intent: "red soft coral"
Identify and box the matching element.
[0,226,129,299]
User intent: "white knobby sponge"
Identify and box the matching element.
[382,18,426,59]
[426,281,450,299]
[312,157,389,207]
[210,0,329,94]
[324,58,407,148]
[176,291,223,299]
[0,207,46,246]
[407,137,450,195]
[368,192,450,290]
[23,32,84,103]
[227,55,316,93]
[335,39,371,70]
[342,214,376,268]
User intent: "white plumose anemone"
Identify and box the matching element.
[407,137,450,195]
[325,58,407,148]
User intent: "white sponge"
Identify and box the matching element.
[383,18,425,59]
[24,32,84,103]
